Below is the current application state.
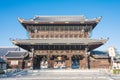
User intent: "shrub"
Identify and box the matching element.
[113,69,120,74]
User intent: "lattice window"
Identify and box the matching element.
[55,35,58,38]
[65,34,68,38]
[41,35,44,38]
[31,35,34,38]
[36,35,39,38]
[46,35,49,38]
[51,35,54,38]
[74,34,76,38]
[11,60,18,65]
[60,35,63,38]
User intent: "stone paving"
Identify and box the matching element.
[0,69,120,80]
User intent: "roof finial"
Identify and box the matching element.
[98,16,102,20]
[18,17,23,23]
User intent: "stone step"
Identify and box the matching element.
[1,76,111,80]
[28,69,102,73]
[1,69,119,80]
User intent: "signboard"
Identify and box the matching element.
[108,46,115,57]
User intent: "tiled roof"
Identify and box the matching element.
[5,51,28,59]
[0,47,19,57]
[33,16,87,22]
[12,38,107,45]
[90,51,109,59]
[18,16,101,23]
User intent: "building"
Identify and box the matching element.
[5,51,31,69]
[11,15,108,69]
[0,46,20,58]
[0,46,20,69]
[90,51,110,69]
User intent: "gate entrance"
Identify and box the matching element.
[71,55,80,69]
[52,55,67,69]
[34,55,48,69]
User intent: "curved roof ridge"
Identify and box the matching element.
[18,15,101,22]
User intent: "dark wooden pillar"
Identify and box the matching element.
[87,53,90,69]
[31,48,34,69]
[22,59,25,69]
[85,47,90,69]
[47,51,50,68]
[80,50,87,69]
[68,53,72,68]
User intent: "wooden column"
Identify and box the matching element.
[47,50,50,68]
[68,52,72,68]
[80,50,87,69]
[85,47,89,69]
[31,48,34,69]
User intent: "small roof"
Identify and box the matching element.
[90,50,109,59]
[0,46,19,57]
[12,38,107,45]
[5,51,28,59]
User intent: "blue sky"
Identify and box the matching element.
[0,0,120,51]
